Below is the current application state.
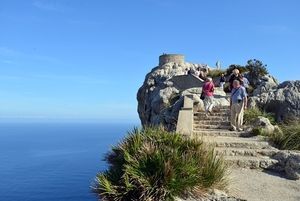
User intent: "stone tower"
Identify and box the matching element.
[159,54,184,66]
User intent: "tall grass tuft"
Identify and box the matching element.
[91,126,229,201]
[244,107,276,125]
[275,119,300,150]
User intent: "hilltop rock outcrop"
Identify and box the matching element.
[137,54,300,128]
[137,54,228,131]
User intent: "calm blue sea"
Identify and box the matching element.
[0,122,139,201]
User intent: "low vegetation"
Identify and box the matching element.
[91,126,229,201]
[244,107,300,151]
[270,119,300,150]
[225,64,248,75]
[243,107,276,125]
[206,69,226,79]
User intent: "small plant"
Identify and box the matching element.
[91,126,229,201]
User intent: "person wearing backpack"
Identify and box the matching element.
[202,77,215,117]
[229,80,248,131]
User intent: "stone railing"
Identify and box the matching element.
[176,95,195,136]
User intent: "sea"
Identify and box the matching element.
[0,121,140,201]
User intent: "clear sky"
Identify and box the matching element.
[1,0,299,124]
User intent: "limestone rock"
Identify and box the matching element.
[247,116,281,135]
[273,150,300,180]
[251,74,280,96]
[248,80,300,122]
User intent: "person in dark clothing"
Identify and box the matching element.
[187,68,194,75]
[219,73,226,90]
[228,69,243,91]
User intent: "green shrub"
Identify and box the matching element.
[251,126,262,135]
[226,65,248,76]
[245,59,268,83]
[243,107,263,125]
[276,119,300,150]
[91,126,229,201]
[223,83,230,93]
[243,107,276,125]
[247,85,255,94]
[206,69,226,79]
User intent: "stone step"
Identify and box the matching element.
[215,147,278,157]
[194,112,230,116]
[194,115,230,123]
[193,129,255,137]
[194,124,232,130]
[212,108,230,113]
[202,136,276,149]
[194,116,230,121]
[194,120,231,126]
[223,155,278,169]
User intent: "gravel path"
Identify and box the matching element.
[227,168,300,201]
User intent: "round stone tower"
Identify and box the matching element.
[159,54,184,66]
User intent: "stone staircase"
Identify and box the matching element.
[193,105,279,169]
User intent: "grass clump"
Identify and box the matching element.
[244,108,300,151]
[243,107,276,125]
[91,126,229,201]
[272,118,300,150]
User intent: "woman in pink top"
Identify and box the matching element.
[202,77,215,117]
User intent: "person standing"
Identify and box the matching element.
[219,73,226,90]
[228,69,243,91]
[195,67,200,77]
[187,68,194,75]
[241,73,250,94]
[202,77,215,117]
[229,80,248,131]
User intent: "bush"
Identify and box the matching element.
[226,65,248,76]
[91,126,229,201]
[245,59,268,83]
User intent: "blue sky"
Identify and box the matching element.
[1,0,299,123]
